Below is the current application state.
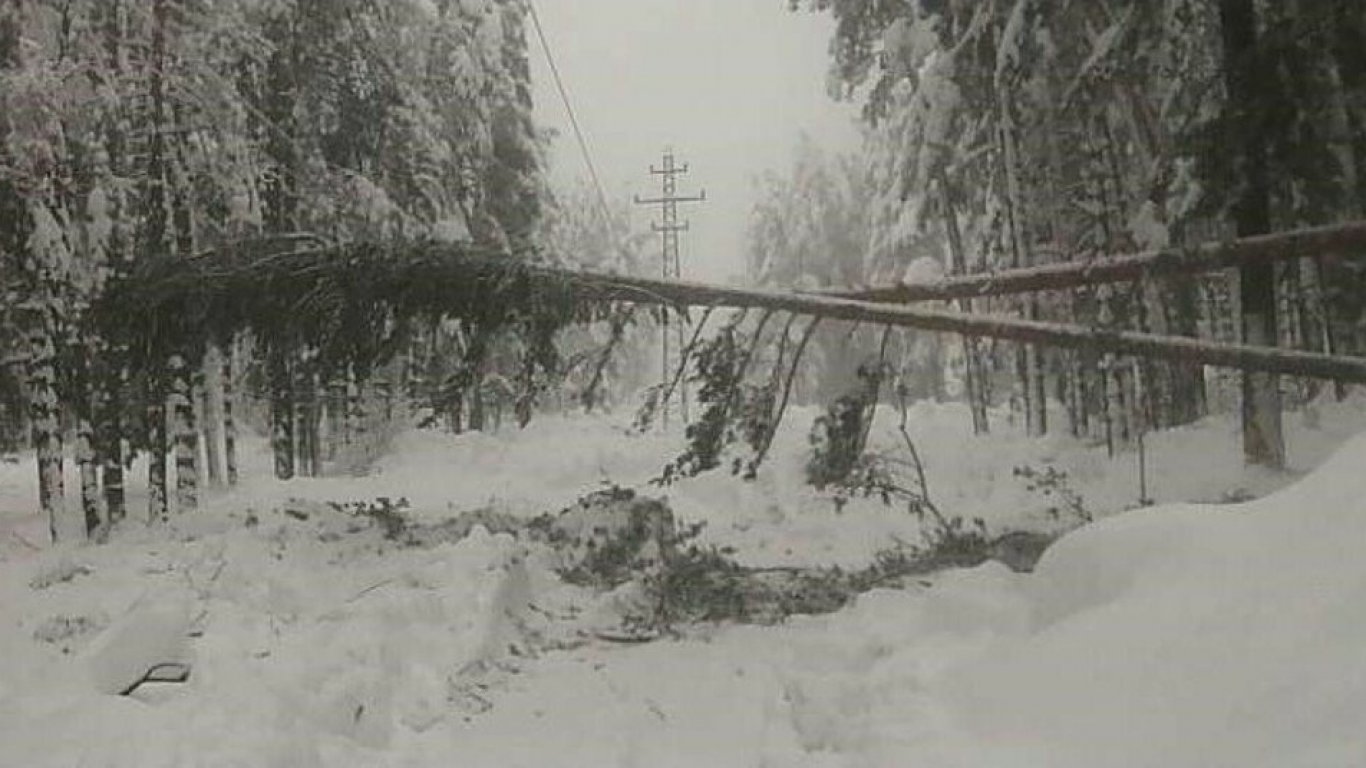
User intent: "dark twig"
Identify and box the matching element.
[751,316,821,471]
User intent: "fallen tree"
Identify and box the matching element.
[565,274,1366,385]
[803,219,1366,304]
[99,235,1366,386]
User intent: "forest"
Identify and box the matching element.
[2,2,1366,764]
[3,0,1364,542]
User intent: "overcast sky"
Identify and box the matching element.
[528,0,860,283]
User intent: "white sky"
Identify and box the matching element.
[528,0,860,283]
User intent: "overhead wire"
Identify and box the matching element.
[524,0,620,238]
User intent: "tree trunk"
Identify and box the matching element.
[997,87,1046,436]
[302,372,322,476]
[96,358,125,523]
[26,295,64,542]
[326,378,345,458]
[939,174,989,434]
[260,5,300,478]
[1220,0,1285,468]
[147,371,168,523]
[221,343,238,486]
[201,346,223,487]
[169,354,197,512]
[555,257,1366,383]
[269,348,294,480]
[73,340,101,538]
[817,221,1366,305]
[97,0,130,521]
[294,371,312,476]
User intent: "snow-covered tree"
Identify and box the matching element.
[796,0,1366,454]
[1,0,552,537]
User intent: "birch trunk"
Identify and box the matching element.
[27,298,64,542]
[168,354,197,512]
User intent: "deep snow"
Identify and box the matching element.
[1,397,1365,766]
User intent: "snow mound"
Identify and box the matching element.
[934,430,1366,767]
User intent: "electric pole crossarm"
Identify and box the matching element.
[633,193,707,205]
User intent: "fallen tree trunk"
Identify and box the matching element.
[806,220,1366,304]
[109,233,1366,393]
[565,270,1366,384]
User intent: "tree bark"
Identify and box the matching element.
[169,354,197,512]
[147,370,168,523]
[997,84,1046,436]
[563,266,1366,384]
[96,0,130,522]
[73,339,101,538]
[26,292,64,542]
[1220,0,1285,468]
[813,221,1366,305]
[96,354,126,523]
[201,346,223,487]
[269,348,294,480]
[939,174,989,434]
[221,343,238,486]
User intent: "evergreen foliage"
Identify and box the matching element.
[788,0,1366,445]
[0,0,552,539]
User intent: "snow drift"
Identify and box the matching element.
[1,413,1364,766]
[934,430,1366,767]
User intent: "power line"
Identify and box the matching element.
[525,0,618,235]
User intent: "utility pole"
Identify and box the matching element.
[634,148,705,428]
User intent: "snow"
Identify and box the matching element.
[82,587,193,695]
[2,395,1366,765]
[901,255,945,285]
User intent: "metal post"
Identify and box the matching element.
[634,148,705,428]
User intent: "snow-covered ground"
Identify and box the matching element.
[1,396,1364,766]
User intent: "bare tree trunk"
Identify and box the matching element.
[260,5,300,478]
[97,359,125,522]
[147,370,168,523]
[326,378,345,458]
[294,370,312,476]
[269,349,294,480]
[95,0,131,521]
[998,88,1046,436]
[221,343,238,486]
[201,346,223,487]
[345,364,364,447]
[27,297,64,542]
[819,221,1366,304]
[1221,0,1285,468]
[170,354,197,512]
[939,174,989,434]
[73,340,101,538]
[303,371,322,476]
